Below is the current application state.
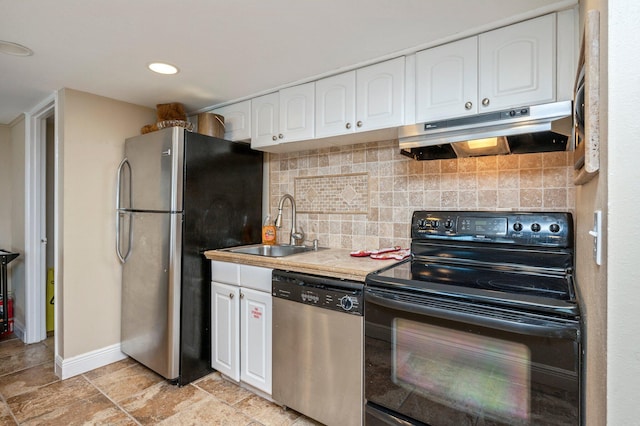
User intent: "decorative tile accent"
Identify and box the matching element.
[295,173,369,214]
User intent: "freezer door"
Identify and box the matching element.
[123,127,184,212]
[121,211,182,380]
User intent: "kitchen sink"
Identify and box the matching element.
[224,244,320,257]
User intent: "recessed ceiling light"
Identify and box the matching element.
[148,62,179,75]
[0,40,33,56]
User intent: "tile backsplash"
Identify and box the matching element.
[268,140,575,250]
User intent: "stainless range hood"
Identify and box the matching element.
[399,101,573,160]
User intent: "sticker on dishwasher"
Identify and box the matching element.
[251,307,263,319]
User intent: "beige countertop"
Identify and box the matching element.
[203,247,400,282]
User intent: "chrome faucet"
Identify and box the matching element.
[275,193,304,246]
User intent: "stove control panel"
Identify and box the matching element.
[412,211,573,247]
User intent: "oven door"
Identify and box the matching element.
[364,287,581,426]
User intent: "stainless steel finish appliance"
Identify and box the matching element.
[365,211,582,425]
[399,101,573,160]
[116,127,263,385]
[272,270,364,426]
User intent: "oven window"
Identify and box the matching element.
[365,291,581,425]
[393,318,531,423]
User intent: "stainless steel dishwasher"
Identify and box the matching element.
[272,270,364,426]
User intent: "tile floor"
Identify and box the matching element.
[0,334,321,425]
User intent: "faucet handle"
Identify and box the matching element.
[291,231,305,246]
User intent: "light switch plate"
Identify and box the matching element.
[588,210,602,265]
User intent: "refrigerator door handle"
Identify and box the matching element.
[116,158,132,263]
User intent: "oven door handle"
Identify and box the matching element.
[365,291,580,340]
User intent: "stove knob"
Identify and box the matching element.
[417,219,427,229]
[531,223,541,232]
[340,296,354,311]
[444,219,453,229]
[513,222,523,232]
[550,223,561,233]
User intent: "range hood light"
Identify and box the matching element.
[452,136,510,158]
[467,138,498,149]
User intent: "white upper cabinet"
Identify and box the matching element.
[356,57,405,132]
[478,13,555,112]
[250,92,279,149]
[315,57,405,138]
[211,100,251,141]
[251,84,315,150]
[315,71,356,138]
[279,82,315,143]
[416,13,557,122]
[416,37,478,122]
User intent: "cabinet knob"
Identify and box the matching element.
[356,121,363,128]
[482,98,490,107]
[229,293,234,299]
[345,122,352,129]
[272,135,277,141]
[278,133,284,139]
[465,101,473,110]
[240,292,245,299]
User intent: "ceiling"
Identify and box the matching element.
[0,0,576,125]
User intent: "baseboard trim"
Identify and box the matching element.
[12,318,25,342]
[55,342,128,380]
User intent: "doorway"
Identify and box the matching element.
[24,94,57,351]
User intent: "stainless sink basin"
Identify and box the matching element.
[224,244,319,258]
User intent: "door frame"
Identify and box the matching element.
[24,93,57,345]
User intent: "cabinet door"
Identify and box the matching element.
[251,92,279,149]
[211,282,240,381]
[315,71,356,138]
[415,37,478,121]
[478,14,555,112]
[211,100,251,141]
[240,287,272,394]
[356,57,405,131]
[279,83,315,143]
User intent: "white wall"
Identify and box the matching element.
[10,117,26,334]
[606,0,640,423]
[57,89,155,359]
[0,125,11,249]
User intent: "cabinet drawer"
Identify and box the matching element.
[211,261,240,285]
[240,265,273,292]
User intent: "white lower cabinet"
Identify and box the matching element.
[211,282,240,381]
[239,287,272,392]
[211,262,272,395]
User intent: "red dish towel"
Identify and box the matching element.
[350,246,410,260]
[370,249,410,260]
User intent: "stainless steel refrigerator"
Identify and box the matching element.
[115,127,263,385]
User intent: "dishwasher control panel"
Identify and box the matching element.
[272,271,364,316]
